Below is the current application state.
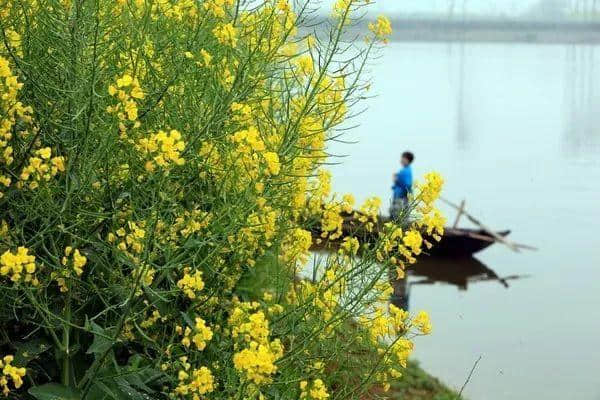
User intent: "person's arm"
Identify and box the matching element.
[392,171,400,189]
[403,171,412,193]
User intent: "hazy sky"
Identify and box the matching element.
[370,0,531,14]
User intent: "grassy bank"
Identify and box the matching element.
[361,361,461,400]
[384,361,461,400]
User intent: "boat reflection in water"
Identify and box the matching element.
[390,256,528,310]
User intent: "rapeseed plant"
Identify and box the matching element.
[0,0,444,398]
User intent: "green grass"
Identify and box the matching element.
[386,360,462,400]
[361,360,461,400]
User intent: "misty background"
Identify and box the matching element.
[317,0,599,20]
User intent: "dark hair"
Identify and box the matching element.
[402,151,414,164]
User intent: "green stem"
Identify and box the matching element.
[62,292,71,387]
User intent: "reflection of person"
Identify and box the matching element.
[389,268,410,310]
[390,151,414,219]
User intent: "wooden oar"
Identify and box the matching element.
[463,231,538,251]
[452,199,466,228]
[440,197,536,252]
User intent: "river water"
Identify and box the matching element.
[327,42,600,399]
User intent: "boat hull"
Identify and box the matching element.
[426,228,511,257]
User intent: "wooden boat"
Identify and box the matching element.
[307,198,533,258]
[308,214,513,258]
[426,227,511,257]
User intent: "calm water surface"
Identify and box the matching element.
[328,42,600,400]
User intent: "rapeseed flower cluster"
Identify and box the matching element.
[0,247,37,285]
[52,246,87,292]
[413,310,433,335]
[212,23,238,47]
[136,129,186,171]
[418,172,445,208]
[140,309,164,329]
[300,378,330,400]
[357,196,383,232]
[279,228,313,267]
[155,208,213,245]
[107,73,145,125]
[0,57,64,196]
[177,268,205,299]
[62,247,87,276]
[358,304,433,390]
[180,317,213,351]
[175,366,215,398]
[230,301,284,385]
[204,0,235,18]
[110,220,146,258]
[0,355,25,396]
[333,0,353,20]
[18,147,66,189]
[369,15,393,43]
[233,340,284,385]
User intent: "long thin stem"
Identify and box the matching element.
[61,292,71,386]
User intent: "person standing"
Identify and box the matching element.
[390,151,414,219]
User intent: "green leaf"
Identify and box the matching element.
[123,355,164,392]
[114,378,153,400]
[13,338,51,365]
[121,374,153,394]
[179,311,194,328]
[87,381,117,400]
[86,321,114,355]
[28,383,81,400]
[87,379,151,400]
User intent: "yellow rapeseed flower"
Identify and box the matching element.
[0,247,37,285]
[177,268,205,299]
[212,23,238,47]
[368,15,393,44]
[0,355,26,396]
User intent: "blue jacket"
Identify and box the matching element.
[392,166,412,199]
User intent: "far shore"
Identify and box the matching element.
[308,18,600,44]
[387,18,600,44]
